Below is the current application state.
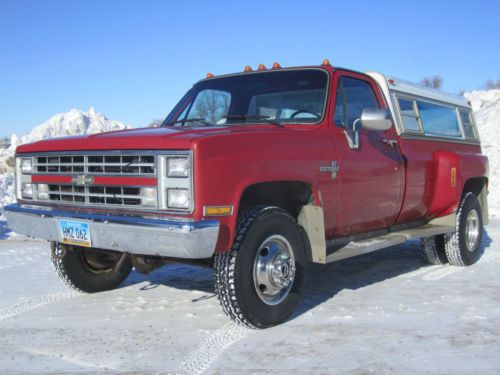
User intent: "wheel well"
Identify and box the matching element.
[462,177,487,197]
[238,181,314,219]
[462,177,489,225]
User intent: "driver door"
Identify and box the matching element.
[331,71,405,236]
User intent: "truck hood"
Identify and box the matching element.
[16,125,274,153]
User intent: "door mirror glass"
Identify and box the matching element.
[360,108,392,131]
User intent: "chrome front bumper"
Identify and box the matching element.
[3,204,219,259]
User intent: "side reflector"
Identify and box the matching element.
[244,65,252,72]
[451,167,457,187]
[204,206,234,216]
[206,72,214,78]
[257,63,266,71]
[321,58,331,66]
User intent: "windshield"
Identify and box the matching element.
[163,69,328,127]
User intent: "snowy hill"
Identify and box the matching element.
[464,89,500,216]
[0,108,130,205]
[18,107,130,146]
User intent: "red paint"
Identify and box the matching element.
[17,65,489,254]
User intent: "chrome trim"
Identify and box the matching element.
[15,150,194,215]
[400,134,481,146]
[4,204,219,259]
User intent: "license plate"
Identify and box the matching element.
[59,219,92,247]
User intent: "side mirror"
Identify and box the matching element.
[360,108,392,131]
[344,108,392,149]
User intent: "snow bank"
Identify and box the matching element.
[0,108,130,208]
[464,89,500,217]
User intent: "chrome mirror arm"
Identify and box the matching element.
[344,118,361,149]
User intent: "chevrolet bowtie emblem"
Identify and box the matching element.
[72,175,95,186]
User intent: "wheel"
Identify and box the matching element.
[445,193,483,266]
[214,206,308,328]
[51,242,132,293]
[420,235,448,265]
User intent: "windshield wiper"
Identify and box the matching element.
[163,118,212,127]
[222,115,284,127]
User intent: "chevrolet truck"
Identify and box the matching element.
[5,60,489,328]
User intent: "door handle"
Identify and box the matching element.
[381,139,398,147]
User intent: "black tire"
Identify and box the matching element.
[445,193,483,266]
[214,206,308,328]
[51,242,132,293]
[420,235,448,265]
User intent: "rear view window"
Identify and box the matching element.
[459,110,477,139]
[417,101,462,137]
[397,98,421,132]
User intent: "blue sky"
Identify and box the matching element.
[1,0,499,136]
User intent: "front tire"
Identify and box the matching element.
[214,206,307,328]
[445,193,484,266]
[51,242,132,293]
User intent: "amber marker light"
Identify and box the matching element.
[244,65,253,72]
[206,72,214,78]
[321,58,331,66]
[272,62,282,69]
[204,206,234,216]
[257,63,267,71]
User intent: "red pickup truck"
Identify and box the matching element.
[5,61,489,328]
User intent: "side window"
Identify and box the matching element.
[342,77,380,126]
[397,97,422,133]
[417,101,461,137]
[459,110,477,139]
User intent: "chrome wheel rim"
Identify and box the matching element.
[253,235,296,305]
[465,209,480,252]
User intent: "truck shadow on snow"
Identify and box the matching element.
[120,228,493,323]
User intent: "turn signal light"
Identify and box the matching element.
[272,62,282,69]
[244,65,252,72]
[204,206,234,216]
[206,72,214,78]
[257,64,266,71]
[321,58,331,66]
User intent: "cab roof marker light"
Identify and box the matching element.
[272,62,282,69]
[206,72,214,78]
[257,64,267,71]
[321,58,331,66]
[244,65,252,72]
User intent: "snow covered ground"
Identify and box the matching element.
[0,216,499,374]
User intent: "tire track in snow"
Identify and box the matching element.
[174,322,253,375]
[0,292,80,321]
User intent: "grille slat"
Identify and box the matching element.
[46,184,145,207]
[35,154,156,175]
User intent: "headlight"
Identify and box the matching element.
[21,158,32,174]
[167,157,190,177]
[21,183,34,199]
[167,188,190,209]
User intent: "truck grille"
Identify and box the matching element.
[47,184,143,207]
[35,154,155,175]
